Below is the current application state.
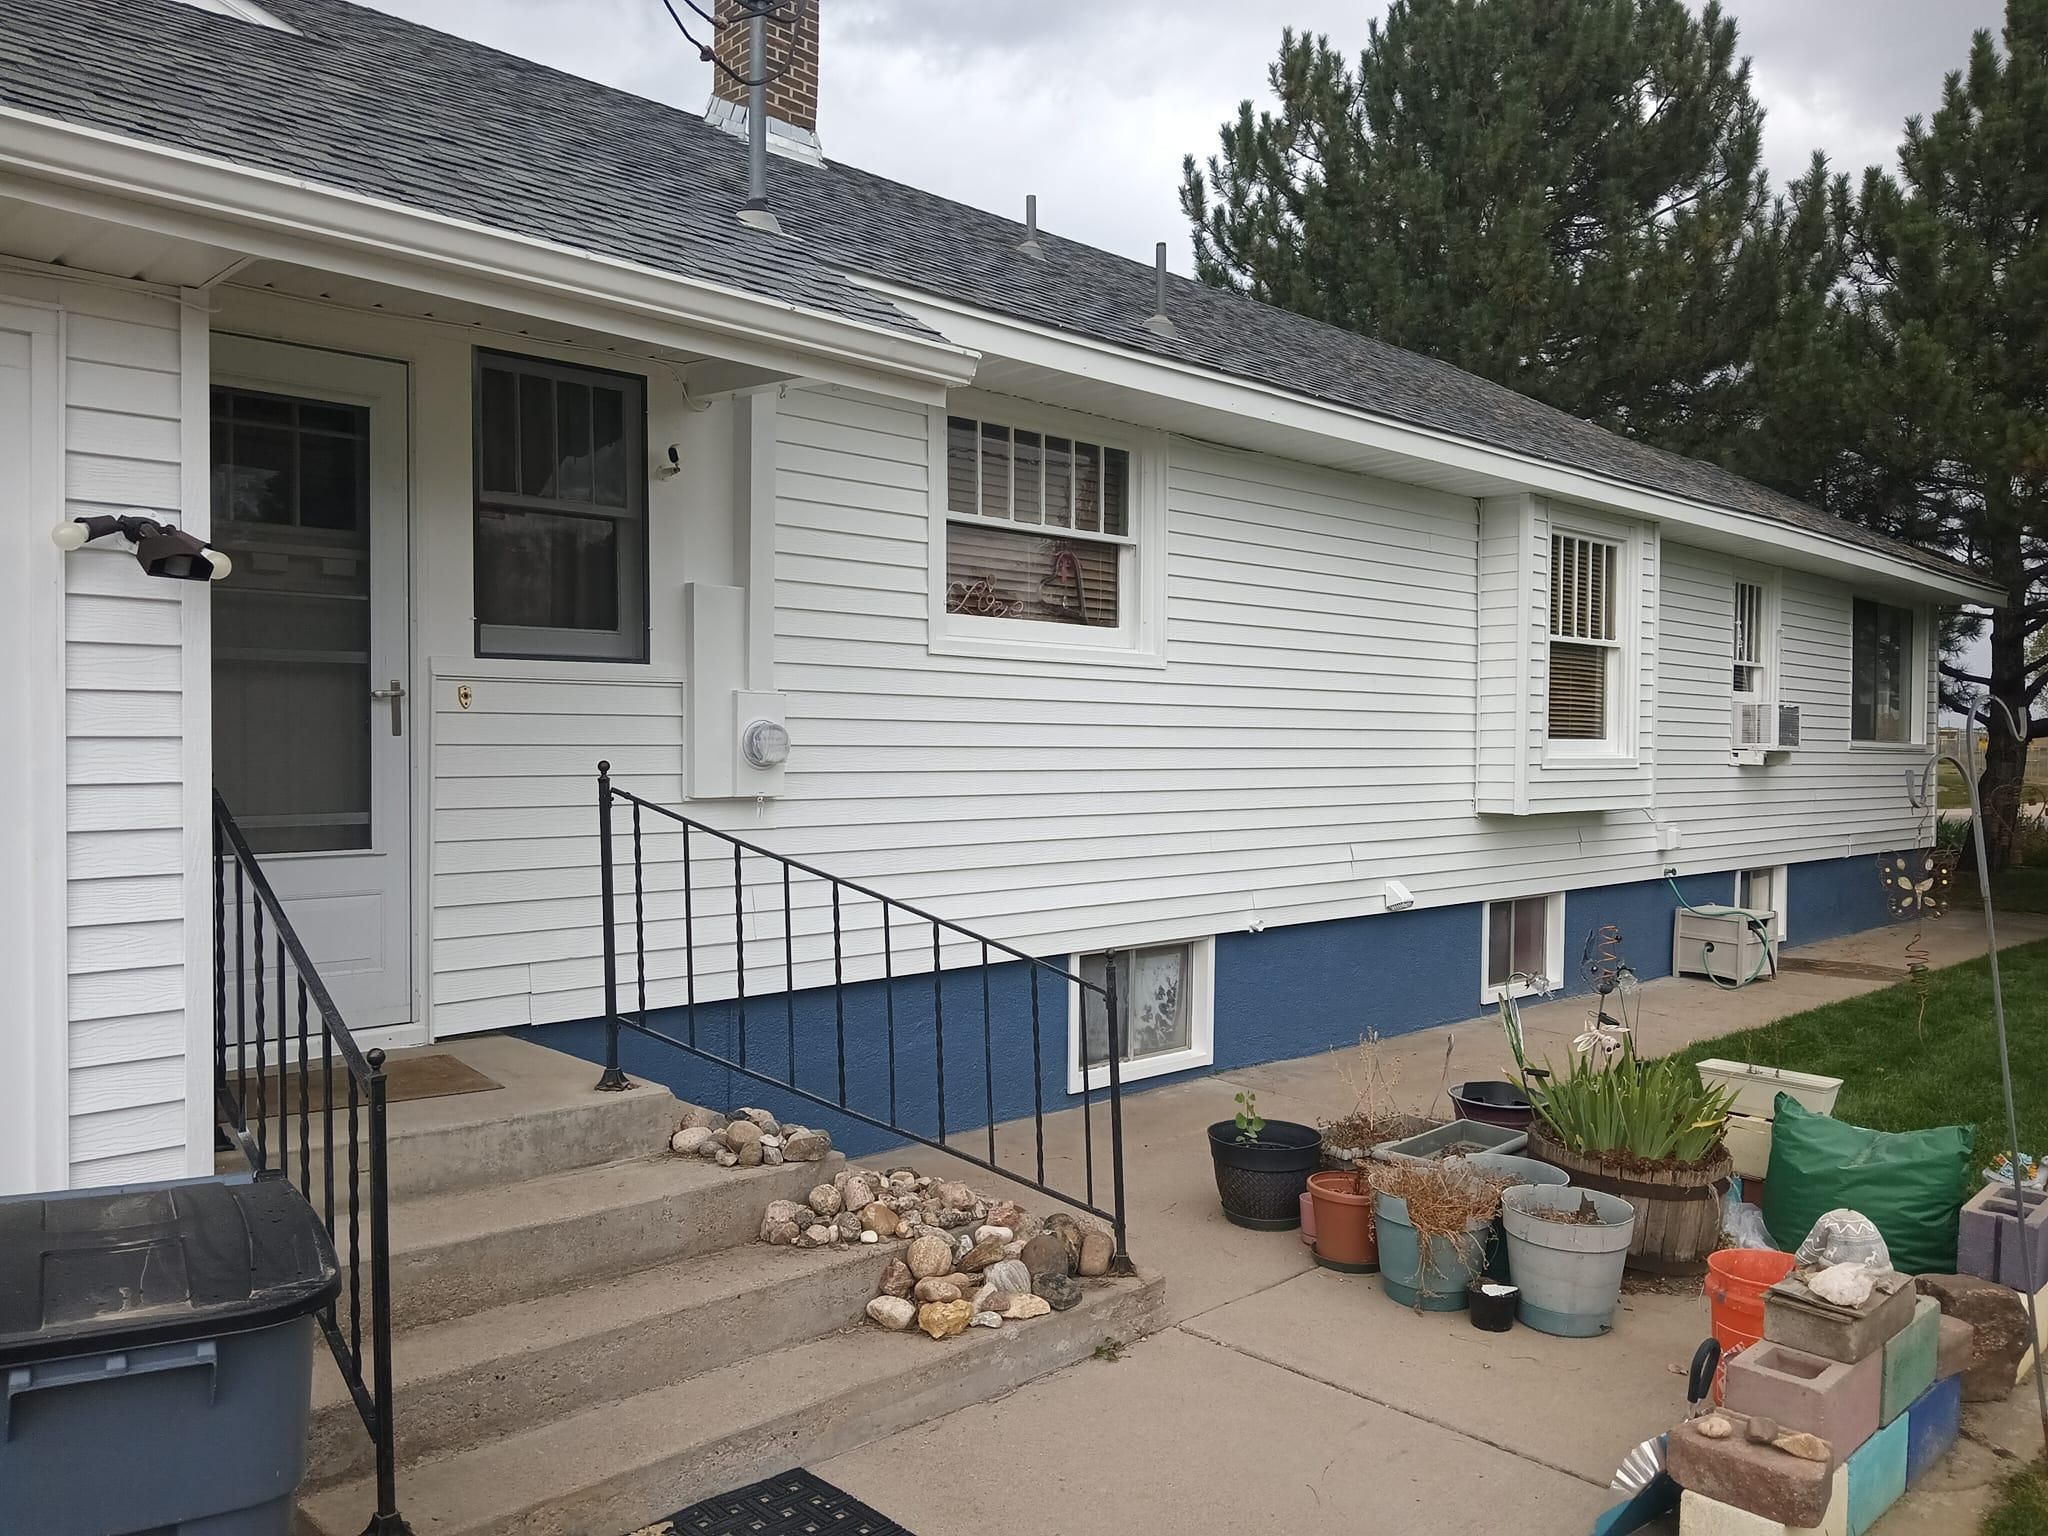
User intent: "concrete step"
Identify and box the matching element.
[303,1236,891,1489]
[299,1270,1166,1536]
[385,1150,844,1329]
[226,1036,688,1201]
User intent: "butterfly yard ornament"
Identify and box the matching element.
[1885,848,1952,1034]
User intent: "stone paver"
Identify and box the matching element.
[819,909,2048,1535]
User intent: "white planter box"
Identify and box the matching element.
[1724,1110,1775,1180]
[1697,1059,1843,1121]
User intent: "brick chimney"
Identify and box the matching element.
[705,0,822,160]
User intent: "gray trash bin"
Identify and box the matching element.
[0,1174,341,1536]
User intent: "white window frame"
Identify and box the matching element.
[1543,521,1638,762]
[1479,892,1566,1004]
[1730,570,1781,749]
[1850,596,1927,748]
[928,391,1168,669]
[1733,865,1789,942]
[1066,936,1215,1094]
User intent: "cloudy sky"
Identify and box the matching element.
[365,0,2008,272]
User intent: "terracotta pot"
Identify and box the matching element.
[1306,1170,1378,1273]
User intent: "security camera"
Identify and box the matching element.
[656,443,682,479]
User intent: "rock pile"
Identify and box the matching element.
[666,1105,833,1168]
[749,1162,1118,1338]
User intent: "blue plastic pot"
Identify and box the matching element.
[1449,1152,1569,1283]
[1374,1191,1490,1311]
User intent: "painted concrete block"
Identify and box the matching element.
[1724,1340,1880,1463]
[1905,1373,1962,1488]
[1935,1314,1973,1382]
[1845,1414,1908,1536]
[1958,1180,2048,1291]
[1679,1466,1849,1536]
[2008,1277,2048,1384]
[1766,1271,1916,1365]
[1670,1413,1838,1529]
[1880,1297,1940,1425]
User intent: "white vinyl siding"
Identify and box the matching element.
[39,279,206,1186]
[409,380,1938,1034]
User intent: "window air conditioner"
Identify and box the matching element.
[1732,699,1768,747]
[1777,703,1801,748]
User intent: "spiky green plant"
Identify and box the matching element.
[1526,1039,1737,1165]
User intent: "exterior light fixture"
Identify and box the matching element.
[52,514,232,582]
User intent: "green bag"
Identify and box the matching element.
[1762,1093,1975,1274]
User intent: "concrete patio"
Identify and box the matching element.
[817,910,2048,1535]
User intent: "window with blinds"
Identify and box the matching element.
[1732,581,1767,695]
[1547,533,1619,742]
[944,414,1132,628]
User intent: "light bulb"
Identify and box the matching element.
[50,520,88,551]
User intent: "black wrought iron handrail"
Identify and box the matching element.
[594,762,1133,1269]
[212,791,408,1536]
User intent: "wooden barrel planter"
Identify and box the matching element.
[1527,1125,1733,1277]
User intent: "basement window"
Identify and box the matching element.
[1068,939,1214,1093]
[1481,893,1564,1003]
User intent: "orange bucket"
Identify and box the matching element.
[1703,1248,1796,1400]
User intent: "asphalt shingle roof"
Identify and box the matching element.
[0,0,1978,587]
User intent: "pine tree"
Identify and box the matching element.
[1853,2,2048,868]
[1179,0,1784,453]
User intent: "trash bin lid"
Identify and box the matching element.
[0,1176,342,1367]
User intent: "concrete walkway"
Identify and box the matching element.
[818,911,2048,1535]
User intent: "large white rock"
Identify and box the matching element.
[866,1296,916,1331]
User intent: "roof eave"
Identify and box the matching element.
[0,105,979,401]
[879,283,2002,608]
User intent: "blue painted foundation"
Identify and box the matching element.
[532,849,1905,1156]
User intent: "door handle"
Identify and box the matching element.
[370,679,405,737]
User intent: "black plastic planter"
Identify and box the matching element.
[1449,1079,1534,1131]
[1208,1120,1323,1230]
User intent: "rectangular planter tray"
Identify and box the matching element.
[1697,1059,1843,1120]
[1372,1120,1528,1164]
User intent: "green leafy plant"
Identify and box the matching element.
[1233,1090,1266,1145]
[1525,1038,1738,1165]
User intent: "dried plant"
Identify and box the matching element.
[1321,1030,1417,1155]
[1363,1159,1515,1299]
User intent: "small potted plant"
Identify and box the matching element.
[1208,1091,1322,1230]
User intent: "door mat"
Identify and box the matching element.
[631,1469,913,1535]
[1779,957,1907,982]
[254,1052,503,1115]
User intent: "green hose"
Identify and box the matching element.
[1667,873,1779,989]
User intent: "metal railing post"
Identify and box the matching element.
[595,761,628,1091]
[361,1050,411,1536]
[1103,954,1133,1274]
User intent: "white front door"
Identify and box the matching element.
[210,337,413,1031]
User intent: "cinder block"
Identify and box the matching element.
[1935,1314,1973,1382]
[1724,1340,1881,1463]
[1670,1413,1838,1529]
[2009,1277,2048,1383]
[1880,1297,1940,1425]
[1845,1414,1908,1536]
[1958,1181,2048,1290]
[1766,1271,1917,1364]
[1679,1467,1849,1536]
[1905,1374,1962,1488]
[1725,1111,1775,1180]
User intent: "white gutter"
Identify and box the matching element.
[881,285,2001,607]
[0,107,979,401]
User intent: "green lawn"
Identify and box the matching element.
[1983,1460,2048,1536]
[1953,865,2048,914]
[1664,940,2048,1162]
